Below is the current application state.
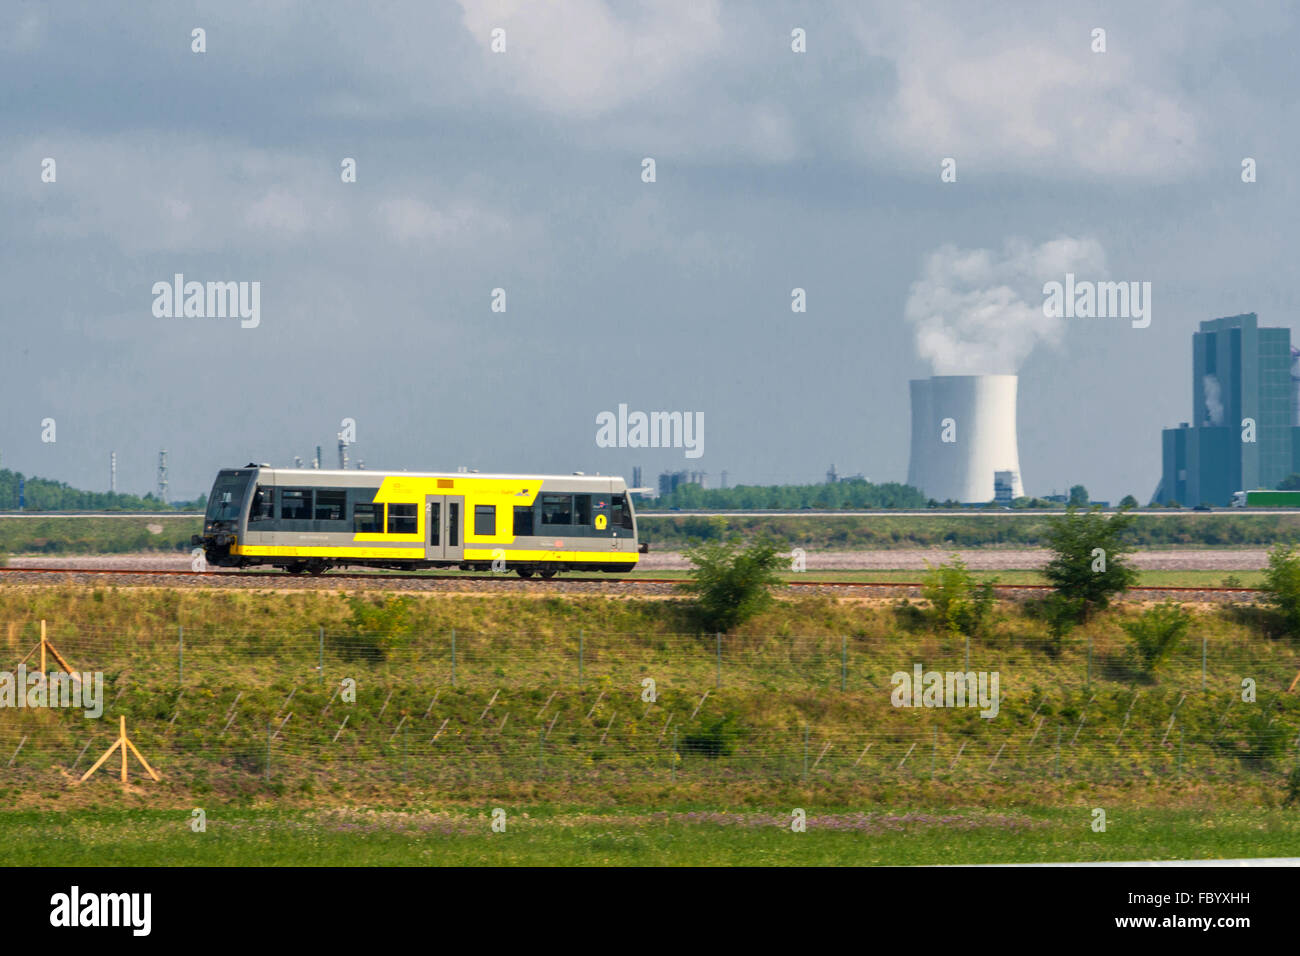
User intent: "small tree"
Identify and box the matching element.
[681,537,785,633]
[1277,473,1300,491]
[921,555,995,638]
[1042,506,1139,622]
[1121,601,1191,676]
[1119,494,1139,509]
[1262,544,1300,636]
[1068,484,1089,507]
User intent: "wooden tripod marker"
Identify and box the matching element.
[18,621,82,685]
[76,716,160,784]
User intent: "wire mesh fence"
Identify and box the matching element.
[3,619,1297,695]
[3,618,1298,788]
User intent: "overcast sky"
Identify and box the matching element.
[2,1,1297,502]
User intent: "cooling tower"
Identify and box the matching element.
[907,375,1024,504]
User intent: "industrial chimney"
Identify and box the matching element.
[907,374,1024,504]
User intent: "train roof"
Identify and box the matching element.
[229,466,628,485]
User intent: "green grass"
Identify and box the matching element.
[0,516,198,555]
[4,588,1299,865]
[0,805,1296,866]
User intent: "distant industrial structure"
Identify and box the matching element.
[1155,313,1300,506]
[907,374,1024,504]
[825,464,866,484]
[658,470,707,496]
[156,450,168,504]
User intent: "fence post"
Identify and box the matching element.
[716,633,722,689]
[178,626,184,687]
[451,629,457,687]
[319,626,325,682]
[841,635,847,692]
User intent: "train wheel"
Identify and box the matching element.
[516,569,534,579]
[286,562,307,575]
[539,570,557,579]
[307,562,327,576]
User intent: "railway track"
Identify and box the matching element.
[0,565,1265,593]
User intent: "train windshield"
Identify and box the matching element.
[205,472,252,522]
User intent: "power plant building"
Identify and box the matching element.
[1155,313,1300,506]
[907,374,1024,504]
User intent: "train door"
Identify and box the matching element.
[424,494,464,562]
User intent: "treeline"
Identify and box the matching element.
[649,478,928,511]
[0,469,203,511]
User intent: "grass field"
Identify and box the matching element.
[0,805,1296,866]
[3,587,1299,865]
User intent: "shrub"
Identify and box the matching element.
[1042,507,1139,622]
[338,595,416,661]
[679,715,737,758]
[920,555,995,638]
[1121,601,1191,676]
[1039,594,1084,658]
[1242,706,1287,766]
[1262,545,1300,637]
[680,536,785,633]
[1285,766,1300,807]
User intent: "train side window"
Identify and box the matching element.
[315,489,346,521]
[249,486,273,522]
[573,494,592,525]
[612,494,633,530]
[474,505,497,536]
[513,506,534,536]
[388,504,418,534]
[448,503,460,546]
[280,488,312,520]
[428,502,441,545]
[540,494,572,525]
[354,502,383,533]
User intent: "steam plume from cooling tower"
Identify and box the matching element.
[904,237,1106,374]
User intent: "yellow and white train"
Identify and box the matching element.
[195,465,643,576]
